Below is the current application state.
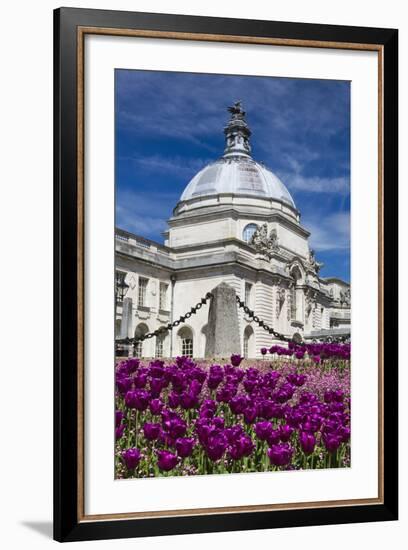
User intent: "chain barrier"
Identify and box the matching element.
[116,292,214,347]
[235,295,350,346]
[116,291,349,351]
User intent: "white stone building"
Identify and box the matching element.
[115,102,350,359]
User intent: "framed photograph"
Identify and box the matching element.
[54,7,398,542]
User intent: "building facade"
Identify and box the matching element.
[115,102,350,359]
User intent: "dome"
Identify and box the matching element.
[180,157,296,208]
[178,101,296,210]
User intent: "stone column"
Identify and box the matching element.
[120,297,133,338]
[205,282,241,358]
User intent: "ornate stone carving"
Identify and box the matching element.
[303,288,317,324]
[307,248,323,273]
[249,223,280,258]
[286,288,292,321]
[340,288,351,306]
[274,284,286,319]
[128,275,137,290]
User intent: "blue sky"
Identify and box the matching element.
[115,69,350,282]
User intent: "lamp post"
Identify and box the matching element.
[115,271,129,356]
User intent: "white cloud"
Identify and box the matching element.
[303,211,350,251]
[116,189,178,240]
[118,154,212,180]
[284,174,350,194]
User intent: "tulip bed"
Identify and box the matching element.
[115,343,351,478]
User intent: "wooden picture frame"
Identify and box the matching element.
[54,7,398,542]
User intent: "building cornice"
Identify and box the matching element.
[168,204,310,238]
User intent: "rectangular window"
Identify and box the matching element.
[181,338,193,358]
[245,282,253,307]
[156,335,164,358]
[138,277,148,307]
[159,282,168,310]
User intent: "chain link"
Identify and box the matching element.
[235,295,349,346]
[116,291,349,350]
[116,292,214,346]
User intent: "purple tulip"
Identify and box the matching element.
[124,389,149,411]
[216,385,237,404]
[230,354,243,367]
[243,405,258,424]
[243,378,258,394]
[149,360,165,378]
[208,365,224,387]
[255,421,273,441]
[167,391,181,409]
[260,401,283,420]
[286,373,306,387]
[149,377,166,397]
[261,348,268,355]
[299,431,316,454]
[122,448,141,470]
[115,423,126,440]
[133,371,148,388]
[267,443,293,467]
[143,422,161,441]
[339,426,351,443]
[126,358,140,373]
[323,433,343,453]
[163,416,187,439]
[149,398,164,415]
[156,450,178,471]
[225,425,244,444]
[176,437,195,458]
[115,410,125,427]
[189,379,203,396]
[180,390,199,410]
[116,376,133,395]
[229,395,247,415]
[332,389,345,402]
[279,424,294,442]
[205,433,228,461]
[266,428,281,446]
[229,434,254,460]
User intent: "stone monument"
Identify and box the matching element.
[205,282,241,358]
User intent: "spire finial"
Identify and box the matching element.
[223,101,252,158]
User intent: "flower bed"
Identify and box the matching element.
[115,348,350,478]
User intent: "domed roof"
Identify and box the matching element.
[180,157,295,208]
[178,101,296,210]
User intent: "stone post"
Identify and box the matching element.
[205,282,241,358]
[120,297,133,338]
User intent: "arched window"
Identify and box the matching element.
[155,328,167,358]
[134,323,149,358]
[243,325,255,358]
[178,326,194,358]
[243,223,258,243]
